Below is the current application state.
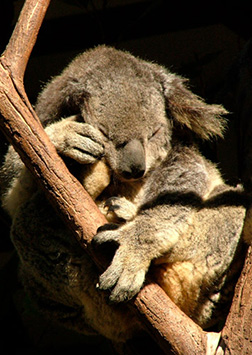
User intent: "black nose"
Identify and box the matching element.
[121,165,145,180]
[121,166,145,180]
[119,139,146,180]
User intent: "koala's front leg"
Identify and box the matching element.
[93,205,191,302]
[45,115,104,164]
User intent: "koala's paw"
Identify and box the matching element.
[104,197,137,222]
[45,117,104,164]
[93,227,150,303]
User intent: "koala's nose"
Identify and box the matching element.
[122,165,145,180]
[120,139,146,180]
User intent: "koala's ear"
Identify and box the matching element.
[160,71,227,140]
[36,75,90,126]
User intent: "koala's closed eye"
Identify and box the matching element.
[116,141,128,150]
[148,125,164,140]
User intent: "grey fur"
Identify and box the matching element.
[0,46,247,341]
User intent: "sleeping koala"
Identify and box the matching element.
[0,46,247,341]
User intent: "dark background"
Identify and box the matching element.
[0,1,252,354]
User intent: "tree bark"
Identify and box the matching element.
[0,0,230,354]
[219,244,252,354]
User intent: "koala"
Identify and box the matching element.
[0,46,247,342]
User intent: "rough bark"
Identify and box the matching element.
[134,282,216,355]
[219,244,252,354]
[0,0,232,354]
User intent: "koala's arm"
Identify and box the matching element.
[1,115,105,218]
[93,148,223,302]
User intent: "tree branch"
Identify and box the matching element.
[220,243,252,354]
[0,0,209,353]
[2,0,49,81]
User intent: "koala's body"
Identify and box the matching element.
[0,46,247,341]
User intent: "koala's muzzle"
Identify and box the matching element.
[118,139,146,180]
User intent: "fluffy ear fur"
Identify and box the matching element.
[35,75,89,126]
[159,70,227,140]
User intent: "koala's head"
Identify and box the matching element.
[36,46,227,182]
[83,74,172,181]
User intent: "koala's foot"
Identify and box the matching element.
[104,197,137,222]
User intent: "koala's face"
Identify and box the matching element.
[39,46,226,182]
[83,79,172,181]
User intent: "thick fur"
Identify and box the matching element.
[0,46,247,341]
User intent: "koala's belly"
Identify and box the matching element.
[152,261,205,320]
